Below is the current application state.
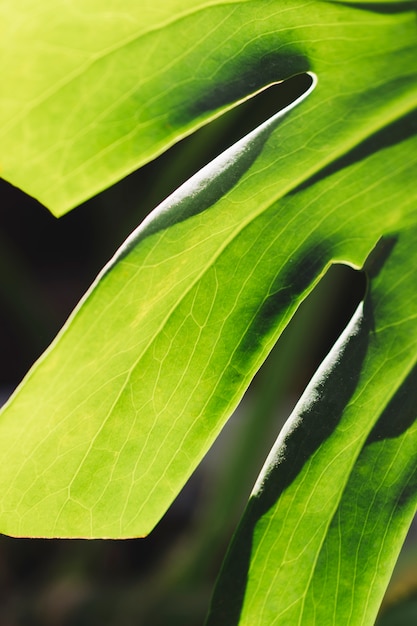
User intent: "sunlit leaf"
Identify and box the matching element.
[0,0,416,623]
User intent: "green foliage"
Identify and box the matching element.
[1,0,417,624]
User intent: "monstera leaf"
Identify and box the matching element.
[1,0,417,624]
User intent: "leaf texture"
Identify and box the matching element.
[0,1,417,624]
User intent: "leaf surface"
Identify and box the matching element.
[1,0,417,624]
[206,228,417,624]
[1,0,416,214]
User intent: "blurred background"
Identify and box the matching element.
[1,75,416,625]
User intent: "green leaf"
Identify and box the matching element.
[2,0,416,215]
[0,0,309,215]
[0,0,417,623]
[206,231,417,624]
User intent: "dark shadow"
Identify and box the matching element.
[187,52,310,121]
[364,336,417,510]
[328,1,417,16]
[293,109,417,195]
[360,236,398,332]
[235,242,331,360]
[367,364,417,443]
[109,74,315,266]
[206,240,398,624]
[194,74,313,151]
[206,295,372,624]
[363,236,398,280]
